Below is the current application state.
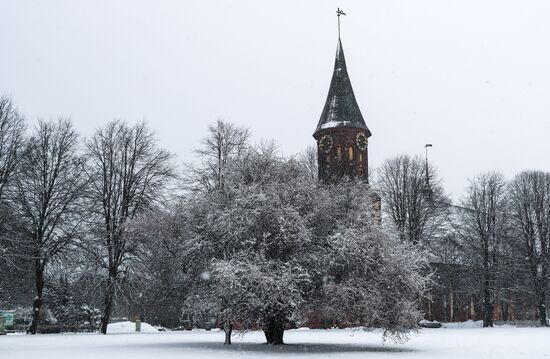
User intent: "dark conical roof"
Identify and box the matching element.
[314,38,371,137]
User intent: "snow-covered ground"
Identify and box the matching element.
[2,326,549,359]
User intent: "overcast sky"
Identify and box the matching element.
[1,0,549,200]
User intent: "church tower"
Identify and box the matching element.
[313,13,372,183]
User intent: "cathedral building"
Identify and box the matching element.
[313,36,372,183]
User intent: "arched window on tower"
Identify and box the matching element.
[337,147,342,161]
[348,147,353,161]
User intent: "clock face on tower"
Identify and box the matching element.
[318,134,333,153]
[356,132,368,151]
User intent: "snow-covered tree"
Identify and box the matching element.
[45,274,101,329]
[182,144,311,343]
[83,120,176,334]
[0,95,25,203]
[301,181,429,341]
[508,171,550,326]
[455,172,508,327]
[185,119,250,192]
[0,95,26,268]
[123,205,191,328]
[13,119,87,334]
[183,141,430,344]
[375,154,449,245]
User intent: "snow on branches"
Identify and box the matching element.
[179,139,430,344]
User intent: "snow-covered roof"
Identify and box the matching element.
[319,120,351,129]
[314,38,371,137]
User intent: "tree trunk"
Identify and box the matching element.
[449,289,454,322]
[537,294,547,327]
[28,261,45,335]
[263,317,285,345]
[482,276,493,327]
[532,272,548,327]
[482,300,493,327]
[223,321,232,345]
[501,301,509,322]
[482,238,493,328]
[540,260,549,327]
[99,273,116,334]
[427,295,432,322]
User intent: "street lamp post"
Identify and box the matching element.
[423,144,433,200]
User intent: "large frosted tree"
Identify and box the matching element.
[183,142,430,344]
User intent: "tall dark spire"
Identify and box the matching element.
[314,37,370,137]
[313,10,373,183]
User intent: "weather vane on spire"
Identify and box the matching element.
[337,8,346,38]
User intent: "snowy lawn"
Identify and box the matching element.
[3,326,549,359]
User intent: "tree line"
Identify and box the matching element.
[1,94,548,344]
[0,96,430,343]
[0,96,176,334]
[377,156,550,328]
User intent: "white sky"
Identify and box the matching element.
[1,0,549,200]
